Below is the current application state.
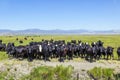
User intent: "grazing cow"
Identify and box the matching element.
[106,46,114,60]
[0,43,6,51]
[16,38,18,41]
[0,40,2,44]
[19,40,23,44]
[31,38,34,40]
[117,47,120,60]
[24,37,27,40]
[71,40,76,44]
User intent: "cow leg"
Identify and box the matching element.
[112,54,114,60]
[50,52,53,59]
[43,52,46,62]
[58,56,61,62]
[68,52,71,60]
[21,53,24,60]
[59,53,64,62]
[28,52,33,62]
[83,52,85,58]
[110,55,112,60]
[90,56,93,63]
[78,51,80,57]
[70,52,73,60]
[85,54,88,60]
[71,54,73,60]
[107,55,109,60]
[15,53,18,58]
[47,55,51,61]
[103,54,105,59]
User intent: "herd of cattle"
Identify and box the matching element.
[0,39,120,62]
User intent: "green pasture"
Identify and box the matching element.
[88,67,120,80]
[0,35,120,60]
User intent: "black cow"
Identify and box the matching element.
[106,46,114,60]
[0,40,2,44]
[78,40,82,44]
[6,43,15,58]
[48,43,54,59]
[67,44,74,60]
[26,45,33,61]
[19,40,23,44]
[59,44,68,62]
[50,44,57,58]
[14,46,27,59]
[92,41,106,60]
[42,44,50,61]
[85,43,95,62]
[16,38,18,41]
[79,43,86,58]
[117,47,120,60]
[55,44,61,59]
[0,43,6,51]
[96,40,104,47]
[71,40,76,44]
[26,44,42,61]
[31,38,34,40]
[24,37,27,40]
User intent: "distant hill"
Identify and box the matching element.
[0,29,120,35]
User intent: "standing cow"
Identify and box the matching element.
[106,46,114,60]
[117,47,120,60]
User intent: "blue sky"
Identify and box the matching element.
[0,0,120,30]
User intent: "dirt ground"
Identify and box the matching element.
[0,59,120,80]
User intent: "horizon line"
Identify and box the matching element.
[0,28,118,31]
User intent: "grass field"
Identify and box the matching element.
[0,35,120,60]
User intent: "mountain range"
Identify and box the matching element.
[0,29,120,35]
